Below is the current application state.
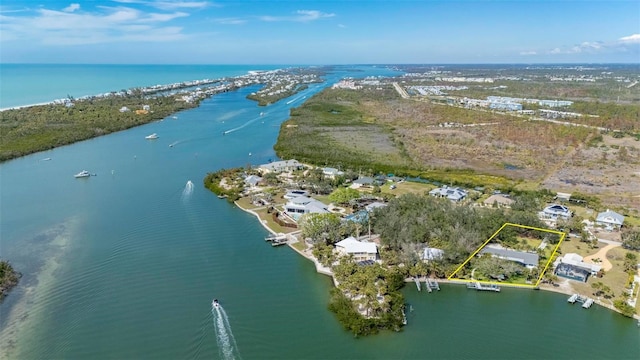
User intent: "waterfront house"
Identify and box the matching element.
[335,236,378,262]
[284,196,329,220]
[538,204,572,221]
[258,159,303,174]
[422,247,445,261]
[429,186,468,202]
[555,253,601,282]
[480,244,539,268]
[595,209,625,230]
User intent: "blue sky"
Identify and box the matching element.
[1,0,638,64]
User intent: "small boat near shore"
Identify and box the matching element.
[74,170,91,178]
[145,133,159,140]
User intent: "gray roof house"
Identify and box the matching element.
[596,209,625,230]
[539,204,572,221]
[350,176,375,189]
[555,253,601,282]
[244,175,262,187]
[429,186,468,202]
[258,159,302,174]
[284,196,329,221]
[480,244,539,268]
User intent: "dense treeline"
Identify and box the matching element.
[0,260,20,301]
[568,101,640,132]
[328,259,406,336]
[371,193,547,276]
[0,93,200,162]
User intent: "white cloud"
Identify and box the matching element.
[619,34,640,43]
[260,10,335,22]
[338,24,346,28]
[214,17,246,25]
[0,5,189,45]
[113,0,212,10]
[63,4,80,13]
[522,33,640,56]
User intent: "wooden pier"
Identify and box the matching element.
[467,282,500,292]
[414,278,421,292]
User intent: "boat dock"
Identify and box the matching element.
[568,294,594,309]
[426,278,440,292]
[402,307,407,325]
[467,282,501,292]
[265,233,288,246]
[414,278,421,292]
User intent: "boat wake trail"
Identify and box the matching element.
[223,115,262,135]
[212,301,241,360]
[181,180,194,200]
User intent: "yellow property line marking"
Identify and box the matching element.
[447,223,566,289]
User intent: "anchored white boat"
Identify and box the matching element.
[145,133,159,140]
[74,170,91,178]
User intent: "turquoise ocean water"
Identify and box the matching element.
[0,64,638,359]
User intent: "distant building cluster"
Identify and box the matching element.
[435,77,494,83]
[332,79,362,90]
[460,96,573,112]
[409,85,468,96]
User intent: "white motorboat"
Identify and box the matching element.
[213,299,219,309]
[145,133,159,140]
[74,170,91,178]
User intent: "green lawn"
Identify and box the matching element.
[380,181,436,197]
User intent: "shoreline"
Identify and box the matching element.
[232,198,640,321]
[233,200,334,277]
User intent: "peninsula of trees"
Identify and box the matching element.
[0,260,20,301]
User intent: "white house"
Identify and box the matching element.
[429,186,467,202]
[595,209,625,230]
[119,106,130,113]
[365,202,387,212]
[284,196,329,220]
[539,204,572,221]
[258,159,302,174]
[335,236,378,262]
[322,167,344,179]
[422,247,444,261]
